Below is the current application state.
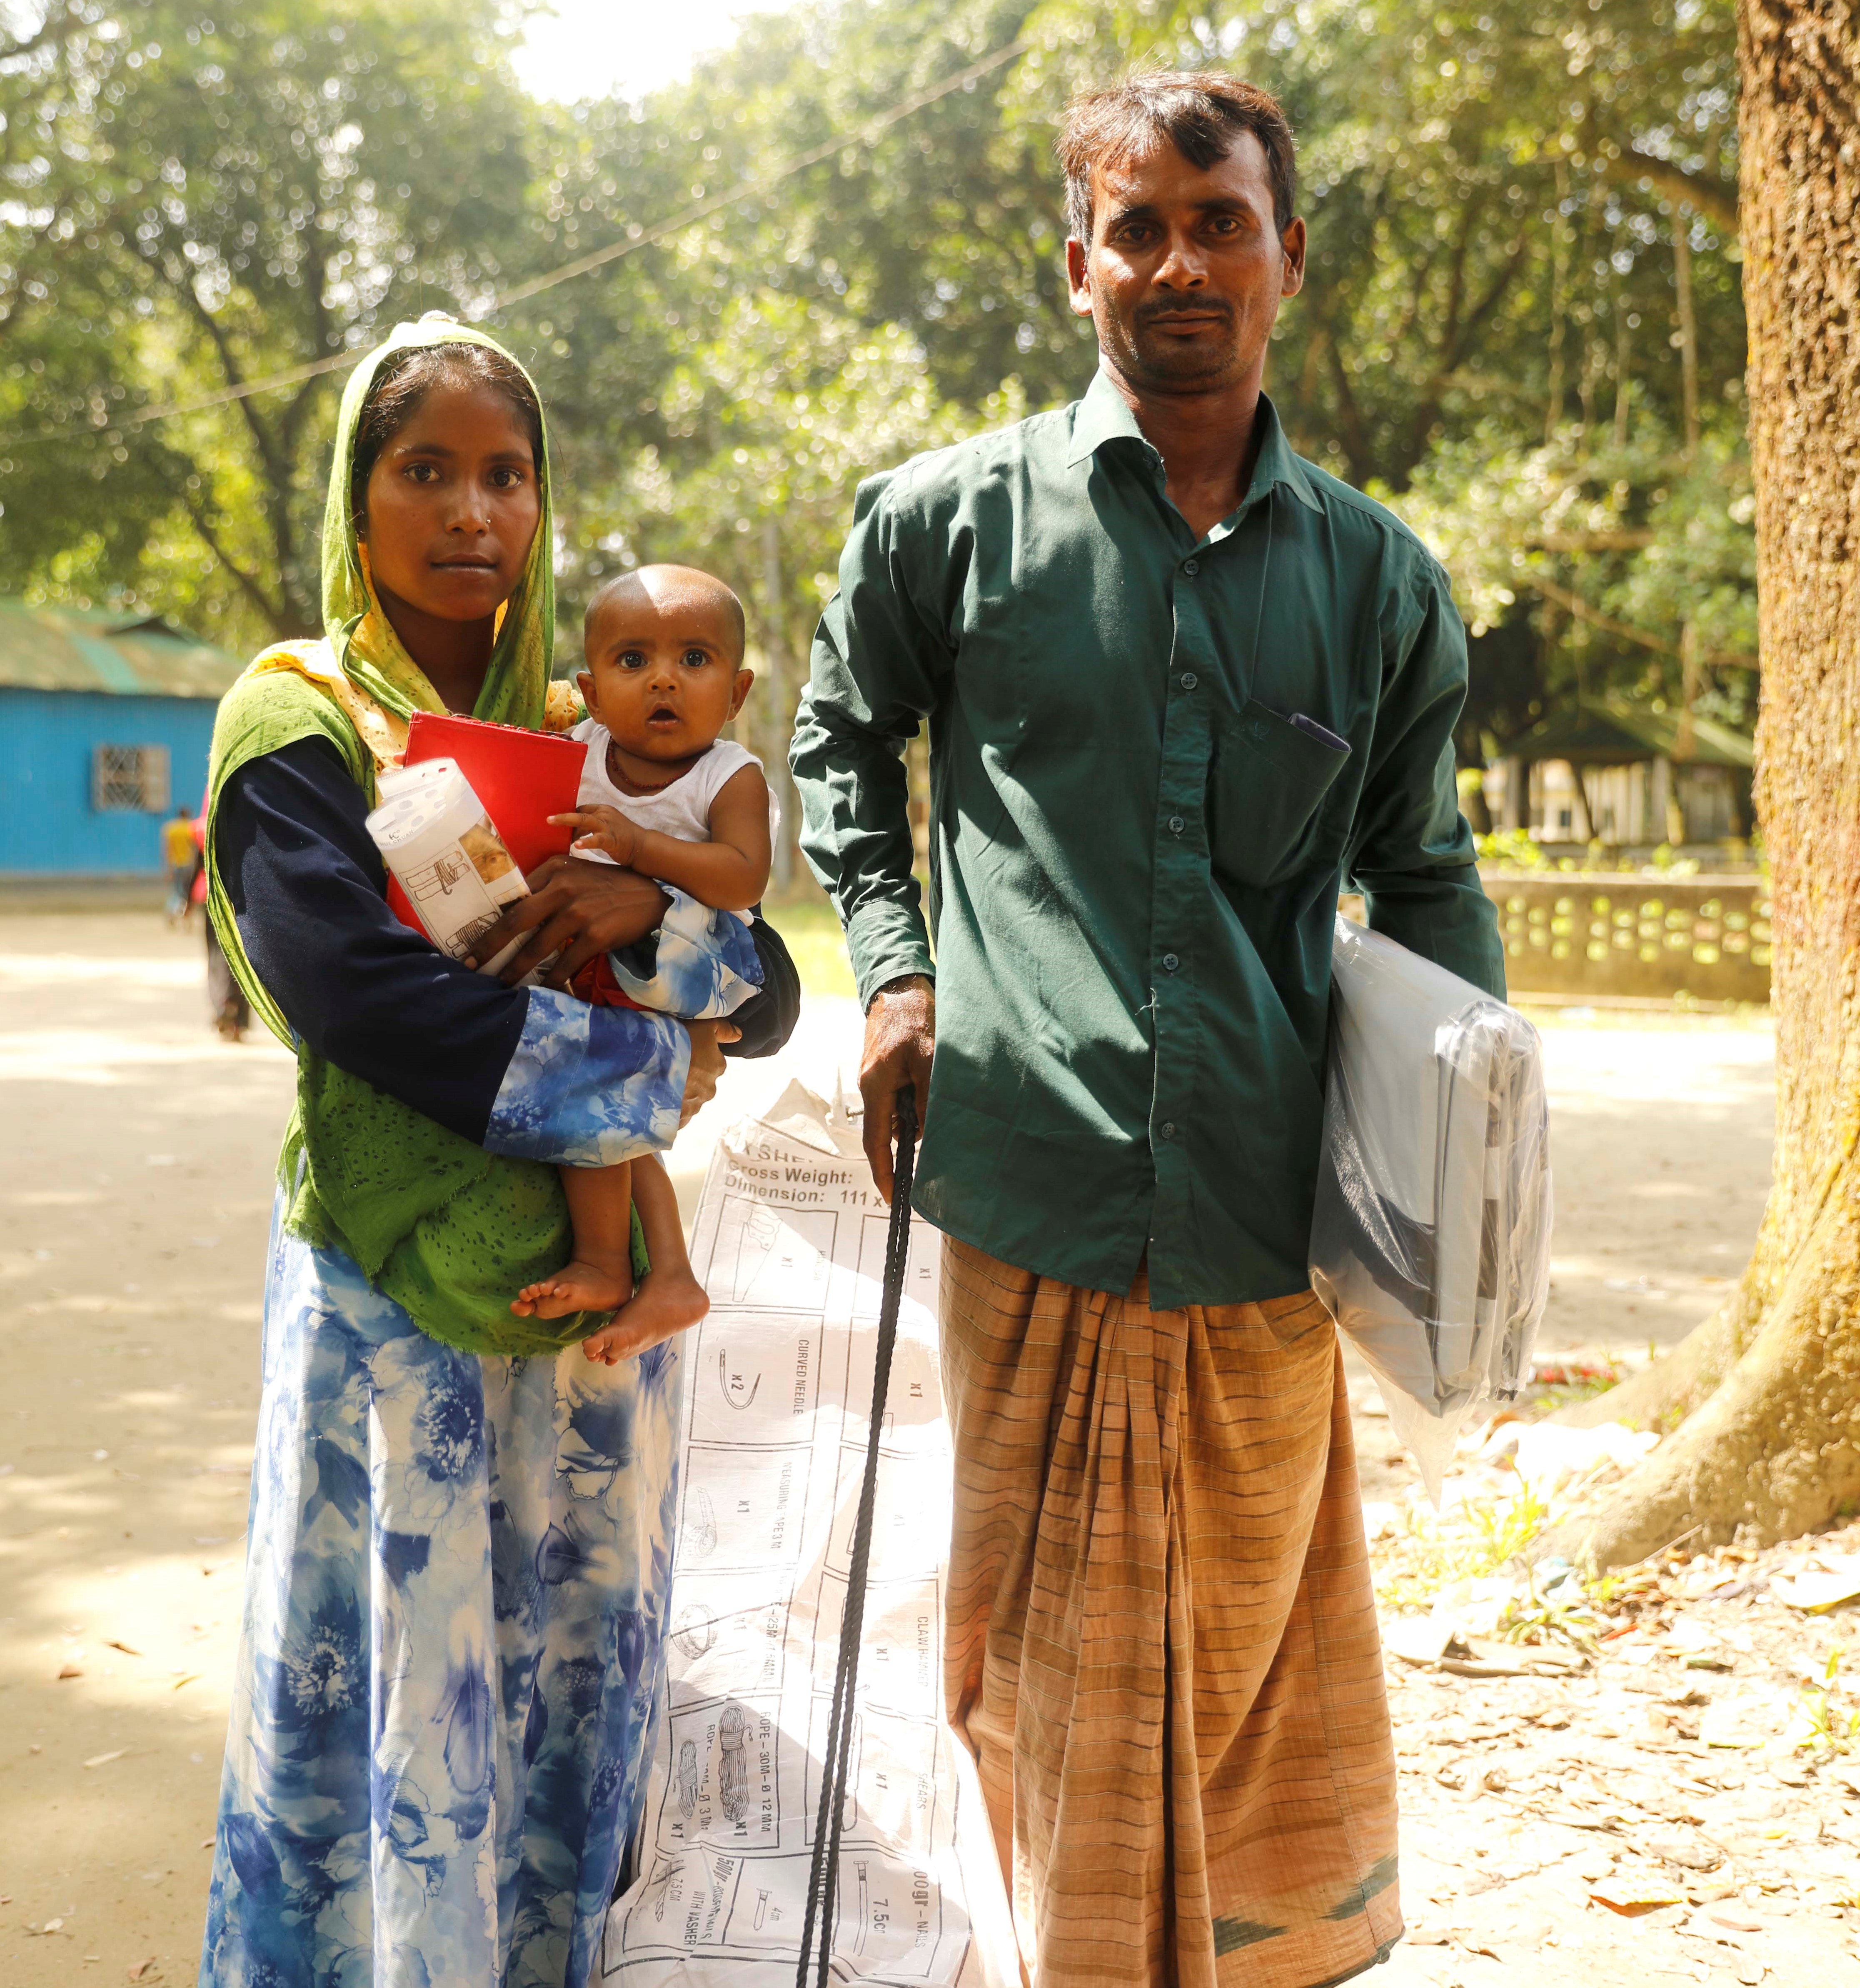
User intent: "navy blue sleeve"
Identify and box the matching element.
[215,735,531,1145]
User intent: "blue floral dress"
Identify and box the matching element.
[200,1220,682,1988]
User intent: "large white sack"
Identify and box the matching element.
[598,1081,1018,1986]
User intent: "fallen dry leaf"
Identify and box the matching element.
[103,1639,142,1657]
[1769,1556,1860,1613]
[82,1748,127,1768]
[127,1962,160,1983]
[57,1662,82,1680]
[171,1673,201,1691]
[1590,1876,1685,1915]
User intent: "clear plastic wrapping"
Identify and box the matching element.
[1310,916,1553,1503]
[365,758,529,971]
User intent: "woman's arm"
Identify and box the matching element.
[215,737,729,1163]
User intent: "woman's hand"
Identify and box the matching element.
[466,854,669,989]
[681,1018,740,1126]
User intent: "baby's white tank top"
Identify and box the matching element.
[570,719,779,851]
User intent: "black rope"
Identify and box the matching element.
[795,1090,919,1987]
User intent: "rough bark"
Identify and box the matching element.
[1545,0,1860,1571]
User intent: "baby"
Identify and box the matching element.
[510,564,775,1362]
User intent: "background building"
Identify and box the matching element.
[1485,697,1756,857]
[0,602,245,881]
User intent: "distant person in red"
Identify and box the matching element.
[193,799,248,1040]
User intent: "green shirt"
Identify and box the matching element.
[791,372,1505,1308]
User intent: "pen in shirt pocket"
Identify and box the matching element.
[1290,713,1351,753]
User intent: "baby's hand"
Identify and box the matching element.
[551,805,639,868]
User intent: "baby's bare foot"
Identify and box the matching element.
[581,1270,711,1364]
[511,1256,632,1320]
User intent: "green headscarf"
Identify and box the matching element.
[205,317,624,1356]
[321,314,555,731]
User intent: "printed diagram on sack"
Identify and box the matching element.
[708,1198,838,1311]
[853,1211,939,1324]
[826,1445,949,1583]
[665,1568,792,1707]
[615,1846,959,1981]
[602,1105,1014,1985]
[678,1445,810,1571]
[661,1696,788,1852]
[800,1695,947,1858]
[687,1309,824,1447]
[811,1575,943,1719]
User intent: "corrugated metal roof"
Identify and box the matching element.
[0,600,247,700]
[1511,695,1754,769]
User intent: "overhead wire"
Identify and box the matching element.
[3,34,1034,455]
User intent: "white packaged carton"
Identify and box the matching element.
[1309,916,1553,1503]
[364,758,528,967]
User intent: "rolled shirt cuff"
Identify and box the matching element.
[844,894,934,1011]
[484,985,689,1167]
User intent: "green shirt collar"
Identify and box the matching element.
[1066,366,1323,517]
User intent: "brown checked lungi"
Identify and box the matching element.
[939,1236,1401,1988]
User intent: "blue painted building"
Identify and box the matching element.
[0,602,246,879]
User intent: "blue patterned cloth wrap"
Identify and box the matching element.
[199,1214,682,1988]
[607,886,761,1019]
[484,985,689,1169]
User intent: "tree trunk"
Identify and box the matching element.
[1545,0,1860,1570]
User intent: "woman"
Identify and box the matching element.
[197,317,783,1987]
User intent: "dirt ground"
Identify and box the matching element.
[2,906,1838,1988]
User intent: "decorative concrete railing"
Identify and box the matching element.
[1481,872,1771,1003]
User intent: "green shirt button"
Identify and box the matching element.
[1180,671,1198,690]
[1160,1121,1177,1140]
[1168,815,1186,834]
[1162,953,1179,972]
[1182,558,1199,577]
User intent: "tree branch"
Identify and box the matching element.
[1526,572,1755,669]
[137,243,292,493]
[1388,234,1532,487]
[178,488,286,633]
[1313,312,1371,486]
[1525,529,1658,551]
[1598,153,1739,236]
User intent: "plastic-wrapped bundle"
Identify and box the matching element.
[365,758,529,972]
[1310,916,1552,1503]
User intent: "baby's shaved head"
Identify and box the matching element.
[585,564,746,664]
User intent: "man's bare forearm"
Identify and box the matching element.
[860,975,935,1203]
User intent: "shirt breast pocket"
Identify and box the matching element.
[1206,699,1353,889]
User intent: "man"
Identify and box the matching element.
[790,71,1503,1988]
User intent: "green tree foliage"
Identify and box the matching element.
[2,0,1755,762]
[3,0,537,643]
